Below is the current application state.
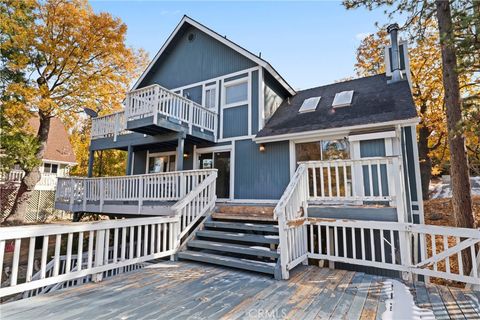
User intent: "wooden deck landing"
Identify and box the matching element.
[1,262,479,319]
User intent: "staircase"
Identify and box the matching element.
[178,207,281,278]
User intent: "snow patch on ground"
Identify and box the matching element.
[430,176,480,199]
[382,280,435,320]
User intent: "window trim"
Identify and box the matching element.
[146,151,177,173]
[223,77,249,109]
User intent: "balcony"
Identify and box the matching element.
[91,84,217,142]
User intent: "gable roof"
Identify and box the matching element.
[132,15,295,96]
[27,117,77,164]
[255,74,418,141]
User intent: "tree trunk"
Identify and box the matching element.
[418,124,432,200]
[6,112,51,223]
[436,0,475,274]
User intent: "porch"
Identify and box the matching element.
[2,260,479,319]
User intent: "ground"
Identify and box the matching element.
[1,261,478,319]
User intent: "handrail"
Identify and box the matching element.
[172,170,217,239]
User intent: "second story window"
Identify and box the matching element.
[204,86,217,110]
[224,79,248,106]
[43,163,58,174]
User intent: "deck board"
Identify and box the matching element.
[1,261,479,320]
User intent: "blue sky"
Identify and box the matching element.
[90,1,395,90]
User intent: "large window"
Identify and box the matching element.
[148,154,176,173]
[295,139,349,162]
[224,80,248,105]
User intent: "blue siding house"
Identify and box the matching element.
[77,16,422,225]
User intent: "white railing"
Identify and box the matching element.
[274,164,309,279]
[306,219,480,287]
[91,111,129,141]
[0,170,58,191]
[126,84,217,137]
[172,170,217,238]
[0,216,179,298]
[55,169,214,213]
[301,157,401,204]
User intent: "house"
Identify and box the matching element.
[54,17,426,278]
[1,117,76,221]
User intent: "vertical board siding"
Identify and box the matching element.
[140,25,256,89]
[223,106,248,138]
[251,70,259,134]
[401,127,413,223]
[234,139,290,199]
[403,127,418,202]
[359,139,389,197]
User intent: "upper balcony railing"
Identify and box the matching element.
[91,84,217,141]
[0,170,58,191]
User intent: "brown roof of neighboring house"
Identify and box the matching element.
[27,117,77,164]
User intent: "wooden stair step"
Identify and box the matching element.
[211,212,275,222]
[204,220,279,233]
[196,230,280,244]
[187,240,279,259]
[178,251,276,275]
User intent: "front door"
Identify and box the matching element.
[198,151,230,199]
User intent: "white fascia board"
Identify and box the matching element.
[131,16,296,96]
[348,130,397,142]
[253,117,420,144]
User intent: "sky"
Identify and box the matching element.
[90,1,397,91]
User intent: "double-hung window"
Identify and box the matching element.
[204,86,217,110]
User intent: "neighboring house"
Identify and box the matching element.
[54,17,426,278]
[1,117,76,221]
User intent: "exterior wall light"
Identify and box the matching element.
[259,144,266,152]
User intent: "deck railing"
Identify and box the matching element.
[0,216,179,298]
[55,170,215,213]
[90,111,129,141]
[126,84,217,137]
[301,157,402,204]
[0,170,59,191]
[90,84,217,140]
[275,164,480,286]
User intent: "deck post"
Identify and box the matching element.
[176,135,185,171]
[87,150,94,178]
[126,145,133,175]
[93,229,105,282]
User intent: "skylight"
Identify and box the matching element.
[332,90,354,108]
[299,97,321,113]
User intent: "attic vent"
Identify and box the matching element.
[188,33,196,42]
[332,90,354,108]
[299,97,321,113]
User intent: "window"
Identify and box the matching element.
[332,90,354,108]
[148,154,176,173]
[204,86,217,110]
[43,163,58,174]
[225,80,248,105]
[295,139,350,162]
[299,97,321,113]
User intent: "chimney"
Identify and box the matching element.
[387,23,403,83]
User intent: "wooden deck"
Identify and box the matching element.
[1,261,479,319]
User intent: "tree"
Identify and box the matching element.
[343,0,476,231]
[1,0,147,223]
[355,25,448,200]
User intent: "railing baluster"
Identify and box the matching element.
[53,235,61,276]
[26,237,36,282]
[11,239,21,286]
[78,232,84,271]
[66,233,73,273]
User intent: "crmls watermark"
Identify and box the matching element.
[246,308,288,320]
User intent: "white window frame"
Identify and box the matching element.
[145,150,177,173]
[202,83,218,112]
[222,77,249,109]
[194,144,234,200]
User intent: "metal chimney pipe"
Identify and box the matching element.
[387,23,403,82]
